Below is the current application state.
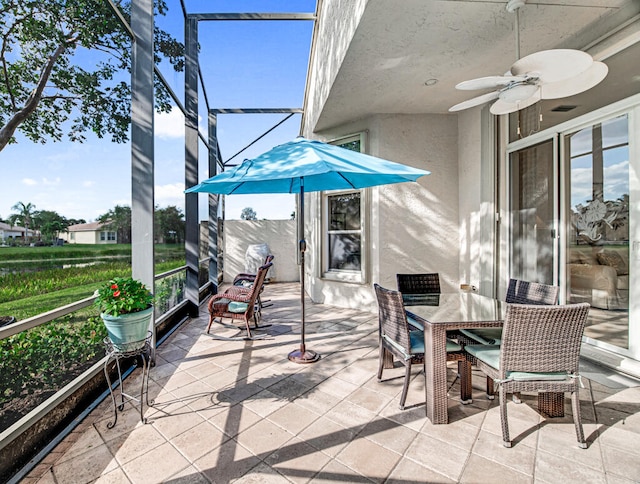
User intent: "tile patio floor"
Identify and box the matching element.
[23,283,640,483]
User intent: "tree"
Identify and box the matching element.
[0,0,184,152]
[32,209,69,243]
[98,205,131,243]
[67,218,86,226]
[9,201,36,244]
[240,207,257,221]
[154,205,185,243]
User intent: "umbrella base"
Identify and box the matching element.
[288,348,320,364]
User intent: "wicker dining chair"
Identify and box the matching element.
[459,278,560,398]
[207,262,273,339]
[465,302,590,448]
[374,284,471,409]
[396,273,441,332]
[396,273,441,295]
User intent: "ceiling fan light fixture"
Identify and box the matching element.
[498,83,538,103]
[490,90,541,115]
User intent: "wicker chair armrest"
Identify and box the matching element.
[208,287,251,312]
[220,286,252,302]
[233,273,257,284]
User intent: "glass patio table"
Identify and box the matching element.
[404,292,505,424]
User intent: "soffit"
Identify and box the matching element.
[314,0,640,131]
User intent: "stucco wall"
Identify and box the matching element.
[223,220,298,283]
[457,108,483,291]
[63,231,103,244]
[303,0,368,134]
[304,113,459,310]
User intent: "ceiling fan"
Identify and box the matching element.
[449,0,608,115]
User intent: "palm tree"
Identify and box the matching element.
[10,201,36,245]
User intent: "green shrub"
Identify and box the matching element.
[0,311,107,410]
[0,249,185,430]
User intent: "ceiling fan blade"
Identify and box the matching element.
[449,91,500,112]
[490,91,541,115]
[511,49,593,83]
[455,76,523,91]
[540,61,608,99]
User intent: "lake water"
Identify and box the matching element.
[0,256,131,275]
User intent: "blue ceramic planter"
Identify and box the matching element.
[101,306,153,351]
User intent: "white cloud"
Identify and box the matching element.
[154,106,204,139]
[155,108,184,139]
[83,180,95,187]
[155,182,185,209]
[22,178,37,186]
[42,177,61,186]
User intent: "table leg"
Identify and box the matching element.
[459,360,472,404]
[424,325,449,424]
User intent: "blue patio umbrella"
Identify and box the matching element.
[186,137,430,363]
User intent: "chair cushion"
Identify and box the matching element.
[407,316,423,331]
[460,328,503,345]
[507,371,571,382]
[235,280,254,288]
[228,301,249,313]
[410,331,425,354]
[465,344,501,368]
[465,345,572,381]
[446,339,462,352]
[212,298,230,307]
[383,331,458,358]
[407,318,460,352]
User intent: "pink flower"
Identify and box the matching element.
[113,290,121,297]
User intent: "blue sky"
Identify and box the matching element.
[0,0,316,223]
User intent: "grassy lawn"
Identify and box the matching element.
[0,244,189,430]
[0,245,186,320]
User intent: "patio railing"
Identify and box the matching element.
[0,259,214,482]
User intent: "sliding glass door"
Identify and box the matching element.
[507,111,636,356]
[508,139,557,286]
[564,115,630,349]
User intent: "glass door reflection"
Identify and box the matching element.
[565,114,629,349]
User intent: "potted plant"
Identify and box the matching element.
[95,277,154,351]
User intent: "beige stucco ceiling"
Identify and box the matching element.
[315,0,640,131]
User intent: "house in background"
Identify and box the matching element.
[62,222,117,244]
[299,0,640,376]
[0,221,39,243]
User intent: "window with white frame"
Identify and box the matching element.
[100,231,116,241]
[323,133,366,282]
[327,192,361,271]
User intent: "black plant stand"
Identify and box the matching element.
[103,333,153,428]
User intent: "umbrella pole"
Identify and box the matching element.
[288,179,320,363]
